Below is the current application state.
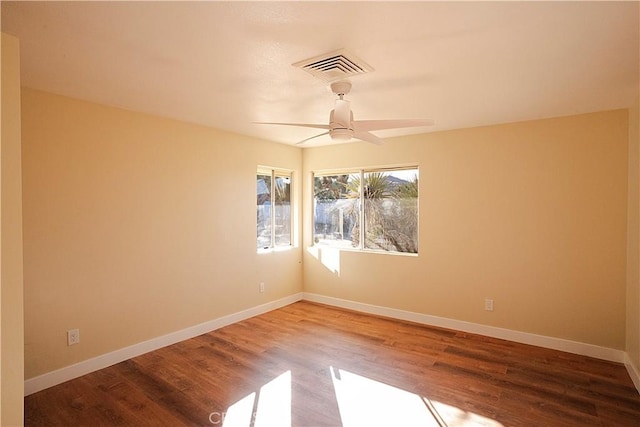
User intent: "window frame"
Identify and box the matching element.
[257,166,294,251]
[312,165,419,255]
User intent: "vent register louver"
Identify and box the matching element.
[293,49,373,83]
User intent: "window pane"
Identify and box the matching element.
[257,173,271,249]
[313,174,360,248]
[364,169,419,253]
[274,174,291,246]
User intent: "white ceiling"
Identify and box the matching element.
[2,1,639,146]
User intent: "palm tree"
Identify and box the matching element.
[344,172,391,249]
[345,172,418,253]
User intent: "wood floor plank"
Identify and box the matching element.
[25,301,640,426]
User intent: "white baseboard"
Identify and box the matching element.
[625,353,640,393]
[302,292,626,364]
[26,291,635,397]
[24,293,304,396]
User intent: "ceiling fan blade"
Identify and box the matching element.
[333,99,351,128]
[296,131,330,145]
[255,122,330,130]
[353,118,434,132]
[353,130,384,145]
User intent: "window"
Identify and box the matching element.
[313,167,418,254]
[257,167,292,250]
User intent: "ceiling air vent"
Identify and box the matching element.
[293,49,373,83]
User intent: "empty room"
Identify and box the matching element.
[2,1,640,426]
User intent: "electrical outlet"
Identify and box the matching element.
[484,299,494,312]
[259,282,265,293]
[67,329,80,346]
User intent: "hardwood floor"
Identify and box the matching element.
[25,301,640,426]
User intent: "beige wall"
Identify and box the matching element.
[303,110,629,350]
[1,33,25,425]
[21,88,302,378]
[626,4,640,379]
[628,99,640,369]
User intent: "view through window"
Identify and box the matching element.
[257,168,292,250]
[313,167,419,253]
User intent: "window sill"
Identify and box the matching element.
[257,245,295,254]
[310,244,418,257]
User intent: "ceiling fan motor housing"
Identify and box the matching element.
[329,109,354,140]
[330,128,353,140]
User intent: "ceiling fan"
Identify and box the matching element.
[259,81,434,145]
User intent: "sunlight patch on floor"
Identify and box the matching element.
[222,371,291,427]
[330,366,440,426]
[222,392,256,427]
[429,399,503,426]
[222,367,502,427]
[330,366,503,427]
[254,370,291,427]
